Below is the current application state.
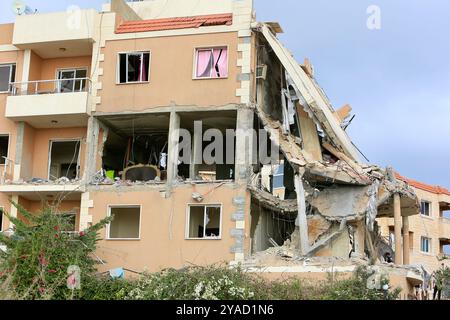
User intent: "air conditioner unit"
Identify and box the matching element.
[256,64,268,80]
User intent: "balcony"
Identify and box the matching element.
[5,78,91,128]
[12,9,96,59]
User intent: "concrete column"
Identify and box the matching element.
[8,195,19,229]
[83,117,100,182]
[353,220,366,258]
[402,215,410,265]
[167,111,180,185]
[189,121,202,180]
[234,108,255,183]
[393,193,403,265]
[294,174,309,256]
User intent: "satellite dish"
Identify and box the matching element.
[11,0,35,15]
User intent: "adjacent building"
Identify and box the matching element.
[378,173,450,273]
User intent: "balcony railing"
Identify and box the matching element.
[9,78,91,96]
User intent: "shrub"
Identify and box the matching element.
[0,202,111,300]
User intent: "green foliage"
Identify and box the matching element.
[321,266,401,300]
[78,265,400,301]
[0,202,111,300]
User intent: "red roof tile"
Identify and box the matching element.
[395,173,450,196]
[116,13,233,34]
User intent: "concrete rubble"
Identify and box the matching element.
[245,22,422,283]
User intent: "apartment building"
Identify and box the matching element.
[0,0,428,294]
[378,174,450,273]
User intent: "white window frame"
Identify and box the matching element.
[420,236,431,253]
[106,205,142,240]
[0,134,10,166]
[55,67,89,93]
[186,204,222,240]
[420,200,431,217]
[116,51,151,84]
[47,138,82,180]
[193,46,229,80]
[0,63,16,93]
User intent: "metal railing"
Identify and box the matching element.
[9,78,91,96]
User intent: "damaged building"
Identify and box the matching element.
[1,0,445,297]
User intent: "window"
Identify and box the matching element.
[0,135,9,165]
[108,206,141,239]
[57,68,88,93]
[420,201,431,216]
[48,140,81,180]
[420,236,431,253]
[0,207,3,232]
[187,205,221,239]
[118,52,150,84]
[0,64,15,92]
[195,47,228,79]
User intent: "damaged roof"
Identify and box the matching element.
[256,23,363,163]
[116,13,233,33]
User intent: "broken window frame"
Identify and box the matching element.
[420,201,431,217]
[117,51,151,84]
[193,46,229,80]
[107,205,142,240]
[186,204,222,240]
[420,236,431,253]
[0,63,16,93]
[47,139,82,181]
[0,134,10,165]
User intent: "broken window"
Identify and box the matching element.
[119,52,150,84]
[420,201,431,216]
[48,140,81,180]
[57,68,88,93]
[0,64,15,92]
[420,236,431,253]
[195,47,228,79]
[108,206,141,239]
[0,135,9,165]
[187,205,221,239]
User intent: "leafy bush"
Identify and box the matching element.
[0,202,111,300]
[321,266,401,300]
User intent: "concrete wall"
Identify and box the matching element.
[13,10,96,45]
[0,24,14,45]
[22,127,87,180]
[97,32,240,113]
[88,184,250,272]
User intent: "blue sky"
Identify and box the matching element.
[1,0,449,189]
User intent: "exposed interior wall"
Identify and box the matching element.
[97,32,240,113]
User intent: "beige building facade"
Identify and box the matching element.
[378,174,450,273]
[0,0,437,297]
